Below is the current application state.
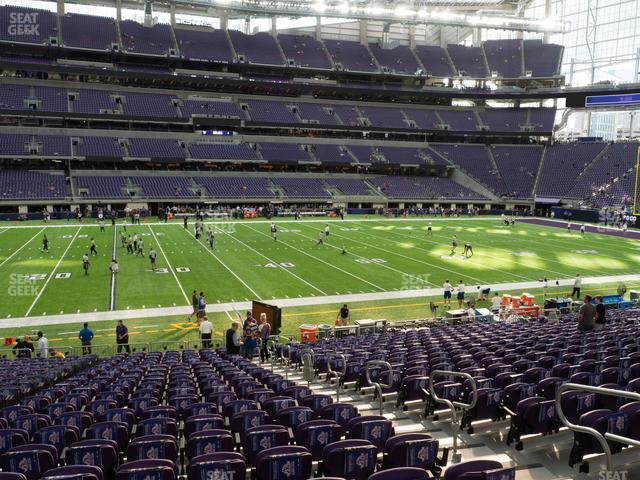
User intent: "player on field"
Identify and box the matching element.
[463,243,473,258]
[133,233,139,252]
[206,228,214,249]
[325,224,330,239]
[136,238,144,256]
[316,230,324,246]
[427,222,432,235]
[122,220,127,233]
[82,253,90,276]
[183,216,188,229]
[567,222,571,232]
[188,290,198,321]
[149,247,157,272]
[99,219,105,232]
[443,279,453,305]
[457,280,466,308]
[89,238,97,256]
[450,235,458,255]
[110,259,118,274]
[126,235,134,254]
[120,230,127,248]
[271,223,277,241]
[580,224,586,235]
[42,234,49,252]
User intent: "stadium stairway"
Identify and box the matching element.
[267,354,573,479]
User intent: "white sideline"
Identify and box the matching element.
[3,273,640,329]
[0,217,502,229]
[109,224,118,310]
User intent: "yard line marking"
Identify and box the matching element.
[109,223,118,311]
[242,224,386,292]
[294,223,437,286]
[292,225,437,288]
[25,227,82,317]
[444,220,608,277]
[225,229,327,296]
[484,220,640,268]
[224,311,234,321]
[184,229,261,299]
[0,227,46,270]
[326,223,489,284]
[148,226,190,305]
[369,222,533,282]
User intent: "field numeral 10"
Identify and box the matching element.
[264,262,295,268]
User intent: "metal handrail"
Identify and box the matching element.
[327,352,346,402]
[428,370,478,464]
[267,335,292,377]
[365,360,393,416]
[555,382,640,472]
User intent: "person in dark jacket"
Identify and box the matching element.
[226,321,242,355]
[13,336,34,358]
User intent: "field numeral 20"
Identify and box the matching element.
[355,258,387,264]
[264,262,295,268]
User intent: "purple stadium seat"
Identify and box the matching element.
[294,420,343,461]
[255,446,312,480]
[42,466,103,480]
[115,459,176,480]
[369,467,432,480]
[0,444,58,480]
[187,452,246,480]
[127,434,177,461]
[322,440,377,480]
[242,425,289,466]
[185,429,234,459]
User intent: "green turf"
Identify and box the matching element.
[0,216,638,340]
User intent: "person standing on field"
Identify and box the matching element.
[571,273,582,299]
[148,247,157,271]
[78,323,94,355]
[82,253,90,276]
[116,320,130,353]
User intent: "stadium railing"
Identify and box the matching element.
[428,370,479,464]
[555,382,640,473]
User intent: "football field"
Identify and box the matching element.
[0,216,639,323]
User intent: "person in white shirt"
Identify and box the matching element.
[571,273,582,299]
[457,280,466,308]
[199,316,213,349]
[490,293,502,312]
[467,304,476,322]
[580,224,586,235]
[443,280,453,305]
[36,331,49,358]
